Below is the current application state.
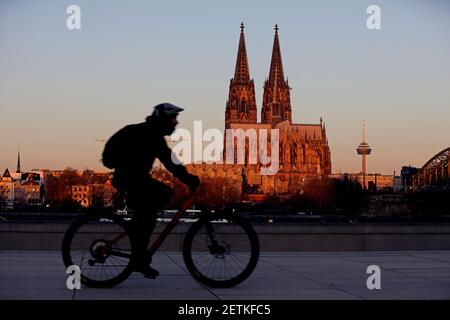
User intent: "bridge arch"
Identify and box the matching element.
[413,147,449,190]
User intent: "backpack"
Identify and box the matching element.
[102,126,129,169]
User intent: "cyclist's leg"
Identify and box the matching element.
[132,178,173,247]
[128,178,173,276]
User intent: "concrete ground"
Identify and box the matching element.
[0,250,449,300]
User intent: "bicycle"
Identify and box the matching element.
[61,191,260,288]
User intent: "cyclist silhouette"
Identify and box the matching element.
[102,103,200,278]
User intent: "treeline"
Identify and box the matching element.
[246,176,364,215]
[44,168,111,212]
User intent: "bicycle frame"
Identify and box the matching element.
[147,193,195,257]
[106,193,196,260]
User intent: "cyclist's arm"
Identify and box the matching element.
[157,138,191,184]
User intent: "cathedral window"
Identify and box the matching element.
[241,98,247,113]
[273,103,279,116]
[291,145,297,165]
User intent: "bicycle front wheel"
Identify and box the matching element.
[183,214,259,288]
[62,214,134,288]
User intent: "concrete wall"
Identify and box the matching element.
[1,222,450,251]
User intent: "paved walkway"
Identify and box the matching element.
[1,251,449,300]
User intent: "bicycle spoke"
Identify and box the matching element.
[184,215,259,287]
[63,216,133,287]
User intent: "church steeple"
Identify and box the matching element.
[225,22,257,128]
[262,24,292,126]
[16,151,21,173]
[234,22,250,83]
[268,24,285,86]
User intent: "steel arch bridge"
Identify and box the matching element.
[413,147,450,191]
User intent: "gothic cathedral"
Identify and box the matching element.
[225,23,331,177]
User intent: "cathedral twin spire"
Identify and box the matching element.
[262,24,292,126]
[234,23,250,83]
[226,23,292,128]
[267,24,285,87]
[225,22,257,127]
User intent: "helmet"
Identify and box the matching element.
[152,103,184,119]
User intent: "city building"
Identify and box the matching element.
[0,154,43,208]
[72,172,115,207]
[186,23,332,197]
[0,169,14,208]
[21,178,41,206]
[224,24,331,177]
[401,166,420,191]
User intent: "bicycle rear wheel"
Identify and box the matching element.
[183,213,259,288]
[62,214,134,288]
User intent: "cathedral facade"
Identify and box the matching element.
[223,23,331,193]
[185,24,331,197]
